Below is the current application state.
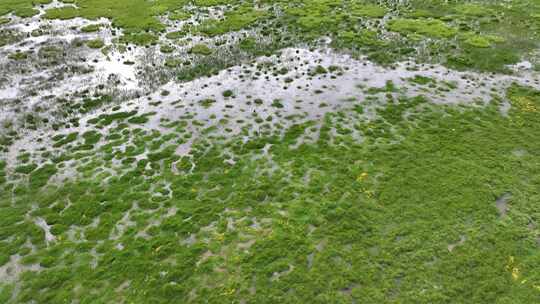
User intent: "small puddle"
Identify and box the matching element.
[527,222,540,247]
[34,217,56,245]
[270,264,294,281]
[447,235,466,252]
[495,193,512,217]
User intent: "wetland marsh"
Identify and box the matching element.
[0,1,539,303]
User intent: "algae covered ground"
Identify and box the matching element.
[0,1,539,303]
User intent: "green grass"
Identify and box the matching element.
[0,0,51,18]
[1,1,540,303]
[1,84,540,303]
[80,24,101,33]
[2,0,540,72]
[189,44,212,56]
[387,18,457,39]
[43,6,79,20]
[86,38,105,49]
[197,4,267,36]
[8,52,29,61]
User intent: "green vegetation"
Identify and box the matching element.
[189,44,212,55]
[351,4,387,18]
[80,24,101,33]
[0,0,51,18]
[44,6,79,20]
[0,84,539,302]
[387,18,457,39]
[8,51,28,61]
[1,0,539,71]
[1,1,540,303]
[86,38,105,49]
[199,98,216,108]
[197,5,267,36]
[222,89,234,97]
[29,163,57,189]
